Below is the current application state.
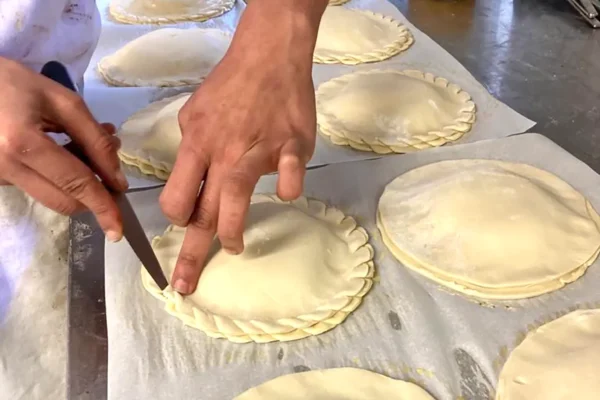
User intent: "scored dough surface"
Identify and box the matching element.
[118,93,190,180]
[377,159,600,300]
[496,309,600,400]
[316,70,476,153]
[314,7,414,64]
[98,28,231,87]
[234,368,436,399]
[109,0,235,24]
[142,194,375,343]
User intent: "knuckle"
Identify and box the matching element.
[0,133,26,155]
[223,172,251,197]
[190,206,216,232]
[52,199,80,216]
[159,195,188,225]
[57,174,97,199]
[90,132,115,155]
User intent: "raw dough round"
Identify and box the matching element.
[314,7,414,64]
[234,368,436,399]
[118,93,190,180]
[109,0,235,24]
[98,28,231,87]
[496,309,600,400]
[142,194,375,343]
[316,70,476,153]
[377,160,600,300]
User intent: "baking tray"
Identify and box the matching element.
[104,133,600,400]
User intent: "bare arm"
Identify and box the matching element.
[159,0,329,294]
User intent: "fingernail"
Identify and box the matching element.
[106,229,122,243]
[224,247,241,255]
[116,169,129,190]
[173,279,192,294]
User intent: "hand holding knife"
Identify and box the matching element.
[41,61,169,290]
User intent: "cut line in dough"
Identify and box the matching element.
[496,309,600,400]
[117,93,191,180]
[142,194,375,343]
[316,69,476,154]
[377,160,600,300]
[314,7,414,65]
[97,28,231,87]
[233,368,436,399]
[109,0,235,25]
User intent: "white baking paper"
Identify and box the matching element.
[85,0,536,174]
[105,133,600,400]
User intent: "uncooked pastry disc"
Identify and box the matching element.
[118,93,190,180]
[142,194,375,343]
[234,368,436,399]
[496,309,600,400]
[314,7,414,64]
[109,0,235,24]
[377,159,600,300]
[98,28,231,87]
[316,70,476,153]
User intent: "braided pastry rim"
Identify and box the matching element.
[108,0,235,25]
[97,28,232,87]
[117,93,192,180]
[313,9,414,65]
[316,69,477,154]
[141,194,376,343]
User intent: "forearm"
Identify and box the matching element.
[228,0,328,70]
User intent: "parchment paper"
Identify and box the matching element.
[105,133,600,400]
[85,0,536,172]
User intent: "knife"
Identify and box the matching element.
[41,61,169,290]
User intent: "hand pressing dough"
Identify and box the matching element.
[496,309,600,400]
[118,93,190,180]
[316,70,476,153]
[109,0,235,24]
[314,7,414,64]
[377,160,600,300]
[98,28,231,87]
[142,194,375,343]
[234,368,436,399]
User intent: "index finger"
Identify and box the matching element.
[170,167,223,295]
[43,79,128,192]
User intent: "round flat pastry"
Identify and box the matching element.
[496,309,600,400]
[142,194,375,343]
[118,93,190,180]
[316,70,476,153]
[377,160,600,300]
[98,28,231,87]
[109,0,235,24]
[234,368,436,399]
[314,7,414,64]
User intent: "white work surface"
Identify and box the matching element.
[105,133,600,400]
[85,0,535,172]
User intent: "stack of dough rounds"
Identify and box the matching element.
[377,160,600,300]
[233,368,436,399]
[314,7,414,64]
[316,70,476,153]
[142,194,375,343]
[109,0,235,24]
[98,28,231,87]
[117,93,190,179]
[496,309,600,399]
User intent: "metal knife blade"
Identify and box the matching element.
[41,60,169,290]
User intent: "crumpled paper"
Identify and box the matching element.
[0,187,69,400]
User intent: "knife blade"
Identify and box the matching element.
[41,61,169,290]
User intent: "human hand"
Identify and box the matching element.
[159,0,328,294]
[0,57,128,241]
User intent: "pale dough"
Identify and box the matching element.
[245,0,349,5]
[109,0,235,24]
[316,69,476,153]
[118,93,190,180]
[377,160,600,300]
[496,309,600,400]
[142,194,375,343]
[314,7,414,64]
[97,28,231,87]
[234,368,436,399]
